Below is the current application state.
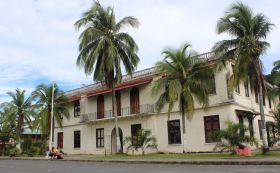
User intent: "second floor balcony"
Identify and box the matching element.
[80,104,155,123]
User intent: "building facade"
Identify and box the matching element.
[54,53,278,154]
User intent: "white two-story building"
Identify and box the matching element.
[54,52,278,155]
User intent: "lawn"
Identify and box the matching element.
[67,149,280,160]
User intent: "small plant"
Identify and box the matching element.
[124,129,157,155]
[9,147,20,157]
[214,121,258,154]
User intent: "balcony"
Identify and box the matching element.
[80,104,155,123]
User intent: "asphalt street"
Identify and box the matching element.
[0,160,279,173]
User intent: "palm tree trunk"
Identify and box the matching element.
[258,85,269,153]
[112,84,121,153]
[182,110,186,153]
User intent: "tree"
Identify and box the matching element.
[269,60,280,98]
[214,121,258,154]
[213,2,274,152]
[152,43,215,152]
[75,1,139,152]
[31,83,70,142]
[124,129,157,155]
[0,89,33,141]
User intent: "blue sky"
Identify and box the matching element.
[0,0,279,102]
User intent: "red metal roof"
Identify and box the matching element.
[68,77,153,101]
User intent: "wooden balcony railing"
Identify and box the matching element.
[80,104,155,123]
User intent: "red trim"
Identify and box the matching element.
[86,77,153,97]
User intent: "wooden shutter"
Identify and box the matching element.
[97,95,104,119]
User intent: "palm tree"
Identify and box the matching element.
[152,43,215,152]
[213,2,274,152]
[31,83,70,142]
[0,89,33,141]
[124,129,157,155]
[75,1,139,152]
[269,60,280,97]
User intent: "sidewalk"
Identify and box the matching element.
[1,154,280,165]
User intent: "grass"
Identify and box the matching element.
[67,149,280,160]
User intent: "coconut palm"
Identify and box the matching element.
[269,60,280,98]
[75,1,139,152]
[124,129,157,155]
[31,83,70,141]
[213,2,274,152]
[152,43,215,152]
[0,89,33,141]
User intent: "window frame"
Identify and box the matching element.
[74,100,80,117]
[244,84,249,97]
[204,115,221,143]
[131,124,142,146]
[57,132,63,149]
[167,120,182,145]
[74,130,81,148]
[96,128,104,148]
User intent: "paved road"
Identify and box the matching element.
[0,160,279,173]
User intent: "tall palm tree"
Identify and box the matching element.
[75,1,139,152]
[213,2,274,152]
[0,89,33,141]
[31,83,70,142]
[152,43,215,152]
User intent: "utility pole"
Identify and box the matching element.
[49,83,55,151]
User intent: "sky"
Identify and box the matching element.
[0,0,279,102]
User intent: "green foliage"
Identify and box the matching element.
[273,106,280,141]
[214,121,258,154]
[31,83,70,136]
[124,129,157,155]
[21,138,33,153]
[9,147,20,157]
[152,43,215,121]
[75,1,139,86]
[0,89,34,141]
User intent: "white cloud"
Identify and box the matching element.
[0,0,279,102]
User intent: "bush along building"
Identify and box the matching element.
[54,52,278,155]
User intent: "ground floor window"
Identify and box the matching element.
[57,132,63,149]
[74,130,80,148]
[258,120,263,140]
[131,124,141,146]
[96,128,104,148]
[204,115,220,143]
[168,120,181,144]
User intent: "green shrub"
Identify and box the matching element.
[21,138,32,153]
[9,147,20,157]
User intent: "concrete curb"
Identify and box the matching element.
[1,157,280,165]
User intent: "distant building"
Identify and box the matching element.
[54,52,278,154]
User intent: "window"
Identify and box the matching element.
[116,91,122,116]
[258,120,263,140]
[96,128,104,148]
[204,115,220,143]
[226,73,233,99]
[248,116,254,137]
[244,84,249,97]
[97,95,104,119]
[268,96,272,108]
[209,74,216,94]
[235,83,240,94]
[57,132,63,149]
[131,124,141,146]
[255,90,259,103]
[74,100,80,117]
[263,93,266,106]
[74,130,81,148]
[168,120,181,144]
[130,87,140,114]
